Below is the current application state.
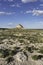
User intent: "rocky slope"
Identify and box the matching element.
[0,29,43,65]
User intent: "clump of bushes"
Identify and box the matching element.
[11,47,20,56]
[32,55,43,60]
[6,56,14,63]
[32,55,38,60]
[39,47,43,53]
[0,49,10,58]
[39,50,43,54]
[18,39,24,43]
[0,46,20,58]
[25,46,35,53]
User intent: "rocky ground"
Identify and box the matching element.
[0,28,43,65]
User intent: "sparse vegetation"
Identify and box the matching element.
[6,56,14,63]
[32,55,43,60]
[0,28,43,65]
[39,47,43,54]
[32,55,38,60]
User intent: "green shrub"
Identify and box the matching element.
[0,49,10,58]
[32,55,43,60]
[10,47,20,55]
[2,49,9,58]
[39,47,43,53]
[18,39,24,43]
[32,55,38,60]
[25,46,33,53]
[6,56,14,63]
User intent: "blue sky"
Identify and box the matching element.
[0,0,43,28]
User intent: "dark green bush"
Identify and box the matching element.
[2,49,9,58]
[6,56,14,63]
[25,46,34,53]
[32,55,43,60]
[18,39,24,43]
[39,47,43,53]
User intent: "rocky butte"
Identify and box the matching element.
[16,24,24,29]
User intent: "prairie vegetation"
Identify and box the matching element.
[0,28,43,65]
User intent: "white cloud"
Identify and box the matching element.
[32,10,43,16]
[10,4,15,7]
[40,4,43,6]
[20,11,23,14]
[0,11,15,15]
[10,4,21,8]
[21,0,37,3]
[4,0,7,1]
[40,0,43,2]
[25,10,43,16]
[21,0,43,3]
[16,4,21,7]
[0,12,5,15]
[4,0,14,2]
[25,10,32,13]
[8,0,13,2]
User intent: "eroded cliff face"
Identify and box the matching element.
[0,29,43,65]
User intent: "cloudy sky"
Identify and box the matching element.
[0,0,43,28]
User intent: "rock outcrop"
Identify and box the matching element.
[16,24,24,29]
